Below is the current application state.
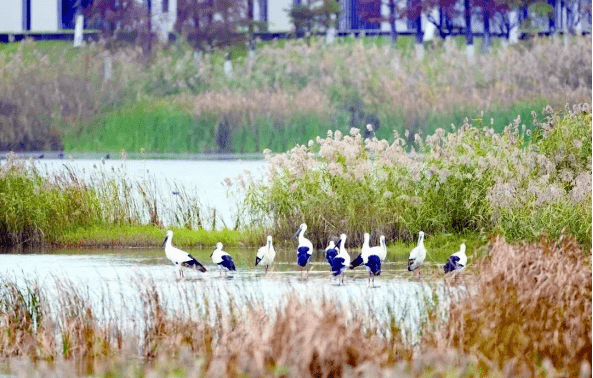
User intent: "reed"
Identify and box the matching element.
[2,235,587,377]
[242,104,592,248]
[0,153,228,247]
[0,36,590,153]
[446,235,592,376]
[0,154,103,247]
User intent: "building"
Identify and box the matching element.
[0,0,588,39]
[0,0,176,40]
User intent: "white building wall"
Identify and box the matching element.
[379,0,408,32]
[151,0,177,41]
[31,0,58,31]
[0,0,24,32]
[259,0,291,32]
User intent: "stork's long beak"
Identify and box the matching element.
[336,239,342,248]
[210,248,216,257]
[161,236,168,247]
[292,228,301,239]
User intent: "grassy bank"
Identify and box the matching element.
[0,236,590,377]
[0,36,590,153]
[2,104,590,251]
[0,153,256,249]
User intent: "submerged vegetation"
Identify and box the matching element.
[0,36,590,153]
[0,236,590,376]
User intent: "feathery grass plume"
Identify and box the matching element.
[447,235,592,375]
[242,104,592,247]
[1,37,591,153]
[1,271,575,377]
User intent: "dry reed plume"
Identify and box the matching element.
[191,86,331,122]
[2,243,588,378]
[1,36,591,152]
[446,235,592,376]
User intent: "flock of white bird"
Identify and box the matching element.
[161,223,468,282]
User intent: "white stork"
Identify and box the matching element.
[331,233,351,285]
[293,223,313,279]
[444,243,467,273]
[255,235,276,273]
[211,242,236,277]
[325,240,338,269]
[161,230,207,278]
[407,231,426,276]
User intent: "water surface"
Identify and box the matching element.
[1,247,469,342]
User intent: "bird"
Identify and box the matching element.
[408,231,427,276]
[211,242,236,277]
[331,233,351,285]
[255,235,275,273]
[37,153,44,159]
[325,240,338,268]
[293,223,313,279]
[161,230,207,278]
[444,243,467,274]
[350,234,387,269]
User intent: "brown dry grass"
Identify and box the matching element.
[1,235,591,377]
[446,235,592,376]
[191,86,331,122]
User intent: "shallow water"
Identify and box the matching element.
[1,155,469,340]
[0,247,469,342]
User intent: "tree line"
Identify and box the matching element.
[83,0,590,53]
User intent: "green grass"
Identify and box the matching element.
[0,162,104,247]
[57,224,248,248]
[63,99,219,153]
[62,96,550,154]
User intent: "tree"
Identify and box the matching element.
[424,0,464,38]
[288,3,315,37]
[287,0,341,38]
[464,0,474,56]
[359,0,400,44]
[405,0,424,48]
[83,0,154,50]
[175,0,252,51]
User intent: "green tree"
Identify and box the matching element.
[287,0,341,38]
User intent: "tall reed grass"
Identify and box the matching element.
[0,36,590,153]
[0,154,103,247]
[1,234,588,376]
[0,153,224,247]
[241,104,592,248]
[445,235,592,376]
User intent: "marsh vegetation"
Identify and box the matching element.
[0,33,591,378]
[0,36,590,153]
